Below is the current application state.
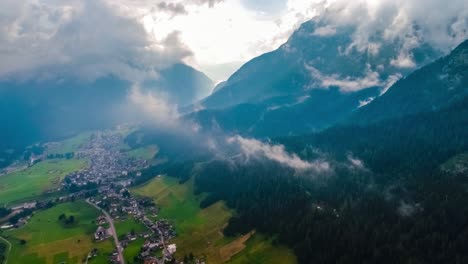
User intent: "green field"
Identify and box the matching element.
[114,217,148,238]
[0,159,86,205]
[126,145,158,160]
[132,176,296,264]
[227,233,297,264]
[4,201,114,264]
[122,237,145,264]
[46,132,92,155]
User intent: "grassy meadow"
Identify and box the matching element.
[126,145,158,160]
[132,176,297,264]
[122,237,145,263]
[46,132,92,155]
[227,233,297,264]
[0,159,86,205]
[4,201,114,264]
[114,217,148,238]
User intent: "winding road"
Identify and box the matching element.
[86,199,125,264]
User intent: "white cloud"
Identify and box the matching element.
[128,84,181,128]
[0,0,191,81]
[1,0,467,82]
[390,52,417,69]
[306,64,382,92]
[358,97,375,108]
[227,135,330,171]
[312,25,336,36]
[316,0,468,57]
[306,64,404,93]
[347,154,365,169]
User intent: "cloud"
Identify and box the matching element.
[0,0,192,81]
[157,2,187,17]
[128,84,181,129]
[306,64,404,93]
[390,52,417,69]
[347,154,365,169]
[312,25,336,36]
[227,135,330,171]
[192,0,224,8]
[315,0,468,56]
[397,201,422,217]
[306,64,381,92]
[358,97,375,108]
[2,0,466,83]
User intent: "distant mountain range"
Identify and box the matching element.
[188,19,446,137]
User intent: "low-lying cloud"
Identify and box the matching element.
[227,135,330,172]
[128,84,181,129]
[306,64,402,93]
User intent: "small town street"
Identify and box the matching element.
[86,199,125,264]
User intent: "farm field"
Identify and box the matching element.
[132,176,296,264]
[226,233,297,264]
[114,217,148,238]
[122,237,145,264]
[4,201,114,264]
[126,145,158,160]
[0,159,86,205]
[46,132,92,155]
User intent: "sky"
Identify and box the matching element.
[114,0,322,82]
[0,0,321,83]
[0,0,466,83]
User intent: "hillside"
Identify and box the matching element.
[351,39,468,124]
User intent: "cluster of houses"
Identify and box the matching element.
[3,129,195,264]
[90,184,178,263]
[62,131,148,189]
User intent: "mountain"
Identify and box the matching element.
[351,39,468,124]
[0,63,213,167]
[188,19,442,137]
[189,87,380,137]
[152,40,468,264]
[142,63,213,107]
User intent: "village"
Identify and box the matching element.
[1,130,188,264]
[63,131,179,264]
[62,131,148,189]
[87,185,177,264]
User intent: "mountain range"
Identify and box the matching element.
[187,19,444,137]
[146,38,468,264]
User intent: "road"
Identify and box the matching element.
[86,199,125,264]
[142,216,169,264]
[0,236,11,264]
